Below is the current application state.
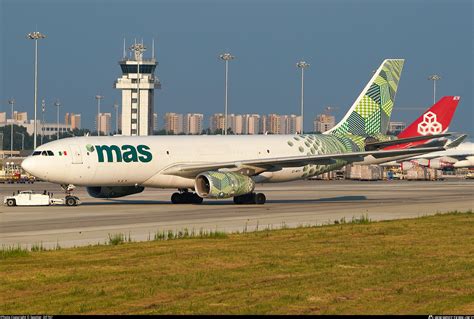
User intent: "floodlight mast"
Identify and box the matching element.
[219,52,235,135]
[95,95,104,136]
[296,61,310,133]
[26,31,46,149]
[8,98,15,155]
[54,99,61,140]
[428,74,441,104]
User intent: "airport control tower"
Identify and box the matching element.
[114,41,161,136]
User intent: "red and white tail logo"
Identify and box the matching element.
[417,111,443,135]
[384,96,460,150]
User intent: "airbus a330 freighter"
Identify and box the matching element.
[21,59,451,206]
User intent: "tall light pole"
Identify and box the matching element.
[129,42,146,136]
[54,99,61,140]
[16,132,25,150]
[113,102,119,134]
[428,74,441,104]
[27,31,46,149]
[41,98,45,145]
[95,95,104,136]
[219,52,235,135]
[296,61,310,134]
[8,98,15,155]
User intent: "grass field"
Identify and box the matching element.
[1,212,473,314]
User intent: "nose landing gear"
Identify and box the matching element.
[171,189,203,204]
[61,184,81,206]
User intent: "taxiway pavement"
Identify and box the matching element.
[1,179,473,248]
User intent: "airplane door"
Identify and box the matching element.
[70,144,83,164]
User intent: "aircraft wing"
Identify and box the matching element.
[162,146,446,178]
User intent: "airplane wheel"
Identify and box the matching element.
[171,192,181,204]
[65,196,77,206]
[193,194,203,204]
[6,199,16,207]
[233,196,243,204]
[255,193,266,205]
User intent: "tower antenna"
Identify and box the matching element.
[123,38,126,59]
[152,38,155,59]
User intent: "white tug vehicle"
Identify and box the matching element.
[3,190,80,207]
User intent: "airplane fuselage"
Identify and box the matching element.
[22,134,361,188]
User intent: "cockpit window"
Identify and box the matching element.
[47,151,54,156]
[41,151,48,156]
[32,151,41,156]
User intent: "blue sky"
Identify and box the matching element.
[1,0,472,135]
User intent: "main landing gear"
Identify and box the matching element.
[171,189,203,204]
[233,192,266,205]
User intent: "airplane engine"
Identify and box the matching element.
[86,186,145,198]
[427,158,454,169]
[453,157,474,168]
[195,171,255,199]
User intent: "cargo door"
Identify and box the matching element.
[70,144,83,164]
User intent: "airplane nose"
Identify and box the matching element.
[21,157,35,175]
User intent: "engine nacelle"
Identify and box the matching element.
[195,171,255,199]
[87,186,145,198]
[427,158,454,169]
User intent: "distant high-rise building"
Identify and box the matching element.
[114,41,161,136]
[153,112,159,132]
[266,114,281,134]
[260,115,267,134]
[164,112,184,134]
[71,114,81,130]
[388,121,406,135]
[65,113,81,130]
[313,114,335,133]
[283,114,301,134]
[185,113,204,135]
[0,112,6,124]
[96,113,112,135]
[210,113,226,133]
[13,111,28,123]
[231,114,243,134]
[242,114,260,135]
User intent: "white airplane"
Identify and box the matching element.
[397,141,474,170]
[21,59,448,206]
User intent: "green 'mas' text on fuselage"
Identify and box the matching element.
[93,145,152,163]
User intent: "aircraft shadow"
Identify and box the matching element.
[80,195,367,206]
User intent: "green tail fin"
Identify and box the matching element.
[326,59,405,137]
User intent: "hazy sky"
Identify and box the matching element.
[1,0,472,135]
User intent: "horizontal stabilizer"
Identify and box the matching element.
[446,134,468,149]
[365,133,451,150]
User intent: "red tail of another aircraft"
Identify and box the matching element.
[385,96,460,150]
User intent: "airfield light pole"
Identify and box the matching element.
[8,98,15,154]
[27,31,46,149]
[16,132,25,150]
[114,102,119,134]
[54,99,61,140]
[41,99,46,145]
[95,95,104,136]
[219,52,235,135]
[296,61,310,134]
[428,74,441,104]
